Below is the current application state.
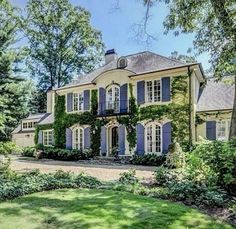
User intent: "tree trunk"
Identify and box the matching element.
[229,75,236,139]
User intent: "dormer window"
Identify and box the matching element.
[117,57,127,69]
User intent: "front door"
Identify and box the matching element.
[111,126,118,149]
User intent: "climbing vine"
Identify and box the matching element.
[36,74,192,154]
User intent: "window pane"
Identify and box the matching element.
[217,121,226,140]
[114,87,120,112]
[73,93,78,111]
[147,125,152,152]
[23,123,27,129]
[79,128,83,150]
[79,93,84,111]
[155,125,161,152]
[28,122,33,128]
[147,81,153,102]
[154,80,161,102]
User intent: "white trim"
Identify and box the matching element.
[106,85,120,113]
[72,126,84,150]
[42,129,53,146]
[216,119,230,141]
[144,121,162,154]
[145,78,162,103]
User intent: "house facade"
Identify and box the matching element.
[12,50,234,156]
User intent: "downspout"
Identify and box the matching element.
[188,66,192,149]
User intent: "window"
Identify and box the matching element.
[73,92,84,111]
[146,122,162,153]
[23,122,27,129]
[106,85,120,112]
[117,57,127,68]
[217,120,230,141]
[146,80,161,102]
[73,127,83,150]
[43,130,53,146]
[28,122,33,128]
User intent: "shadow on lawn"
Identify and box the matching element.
[0,189,231,229]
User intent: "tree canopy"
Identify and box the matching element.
[25,0,104,90]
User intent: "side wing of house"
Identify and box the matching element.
[196,78,234,141]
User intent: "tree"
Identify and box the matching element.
[0,0,33,141]
[141,0,236,138]
[25,0,104,90]
[170,51,197,64]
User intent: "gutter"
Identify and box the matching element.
[128,63,204,78]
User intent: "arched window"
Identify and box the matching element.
[106,85,120,113]
[117,57,127,68]
[145,122,162,153]
[73,127,83,150]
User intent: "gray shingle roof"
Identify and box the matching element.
[38,113,54,125]
[59,51,190,89]
[197,79,234,112]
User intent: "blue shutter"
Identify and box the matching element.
[99,88,106,115]
[162,122,172,154]
[136,123,145,155]
[206,121,216,140]
[162,77,171,102]
[38,130,43,144]
[66,128,73,149]
[84,127,91,149]
[137,81,145,105]
[100,126,107,155]
[120,84,128,113]
[83,90,90,111]
[118,125,126,155]
[67,93,73,112]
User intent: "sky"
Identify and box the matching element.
[11,0,211,70]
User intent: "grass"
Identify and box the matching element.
[0,189,234,229]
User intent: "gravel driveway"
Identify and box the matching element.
[10,155,156,181]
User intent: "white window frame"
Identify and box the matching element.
[73,92,84,112]
[73,127,84,150]
[216,120,230,141]
[145,122,162,154]
[145,79,162,103]
[43,130,53,146]
[22,121,37,130]
[106,85,120,112]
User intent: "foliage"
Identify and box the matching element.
[118,169,139,185]
[0,141,22,155]
[139,74,190,150]
[37,145,93,161]
[144,0,236,138]
[187,139,236,192]
[166,142,185,169]
[24,0,104,90]
[170,51,197,63]
[21,146,36,157]
[0,1,35,140]
[154,166,186,186]
[131,154,166,166]
[166,181,228,207]
[0,170,102,200]
[34,123,53,145]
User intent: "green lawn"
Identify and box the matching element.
[0,189,234,229]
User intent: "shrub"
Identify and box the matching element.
[187,139,236,192]
[166,142,185,169]
[119,169,139,185]
[36,145,93,161]
[166,181,228,207]
[0,170,102,200]
[21,146,36,157]
[154,166,186,186]
[131,154,166,166]
[0,142,22,155]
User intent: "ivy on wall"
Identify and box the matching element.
[34,123,53,144]
[35,74,192,153]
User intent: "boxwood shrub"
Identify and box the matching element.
[131,154,166,166]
